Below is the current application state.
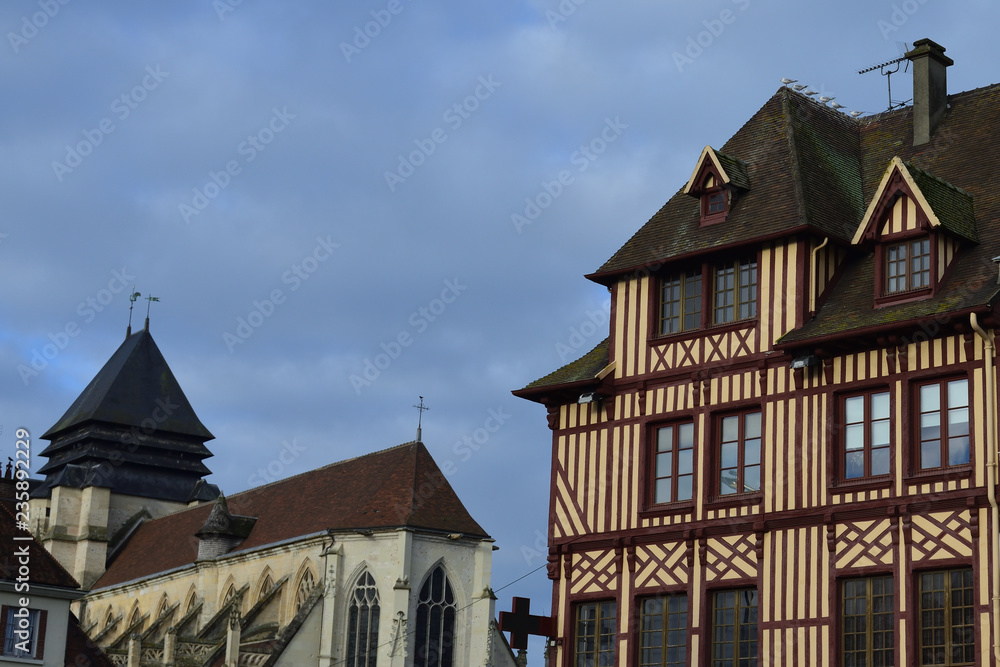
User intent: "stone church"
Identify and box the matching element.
[25,326,518,666]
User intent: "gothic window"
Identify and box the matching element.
[156,595,170,619]
[104,608,116,631]
[414,566,456,667]
[128,605,144,632]
[295,568,317,613]
[346,571,380,667]
[258,572,275,603]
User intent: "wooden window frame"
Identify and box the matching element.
[839,389,892,482]
[917,567,974,666]
[715,410,762,499]
[659,271,703,336]
[574,600,617,666]
[650,422,696,506]
[713,259,758,325]
[638,594,688,667]
[875,232,935,306]
[654,255,758,339]
[914,378,970,473]
[710,588,758,667]
[841,575,894,667]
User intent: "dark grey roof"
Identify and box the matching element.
[42,329,213,440]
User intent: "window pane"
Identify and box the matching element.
[948,380,968,408]
[678,423,694,448]
[920,384,940,412]
[845,423,865,451]
[871,419,890,448]
[677,475,693,501]
[744,412,761,439]
[721,442,738,468]
[871,392,889,419]
[678,448,693,475]
[658,427,673,452]
[845,395,864,423]
[655,479,672,503]
[948,437,970,466]
[871,447,890,476]
[921,440,942,469]
[845,450,864,479]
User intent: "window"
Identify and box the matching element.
[711,589,757,667]
[660,272,702,334]
[346,571,380,667]
[414,566,456,667]
[652,423,695,504]
[714,260,757,324]
[918,568,974,666]
[657,257,757,336]
[1,606,46,660]
[842,390,891,480]
[917,379,970,470]
[575,601,616,666]
[886,238,930,294]
[842,575,894,666]
[700,173,728,224]
[295,567,317,613]
[639,595,687,667]
[718,412,761,496]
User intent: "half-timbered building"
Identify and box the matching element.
[515,39,1000,666]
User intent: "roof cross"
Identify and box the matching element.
[413,396,429,442]
[499,597,554,650]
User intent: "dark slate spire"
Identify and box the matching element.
[33,330,218,503]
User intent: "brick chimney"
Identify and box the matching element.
[905,38,953,146]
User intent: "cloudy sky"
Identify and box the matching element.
[2,0,997,656]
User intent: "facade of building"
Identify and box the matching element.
[516,40,1000,666]
[24,328,517,666]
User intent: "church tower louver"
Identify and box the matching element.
[29,327,220,588]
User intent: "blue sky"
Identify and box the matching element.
[2,0,998,658]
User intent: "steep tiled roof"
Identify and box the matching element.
[781,83,1000,345]
[93,441,488,590]
[0,502,79,589]
[590,89,863,281]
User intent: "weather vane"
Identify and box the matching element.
[127,287,141,337]
[145,294,160,329]
[414,396,429,442]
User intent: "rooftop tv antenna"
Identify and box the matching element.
[858,43,912,112]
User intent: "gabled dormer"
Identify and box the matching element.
[852,156,977,306]
[683,145,750,226]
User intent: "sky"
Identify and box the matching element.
[1,0,998,659]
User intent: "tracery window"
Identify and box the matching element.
[414,566,456,667]
[346,571,380,667]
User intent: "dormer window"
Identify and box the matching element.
[683,146,750,227]
[885,238,930,294]
[700,174,727,225]
[852,157,977,308]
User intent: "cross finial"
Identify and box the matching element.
[413,396,429,442]
[144,295,160,330]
